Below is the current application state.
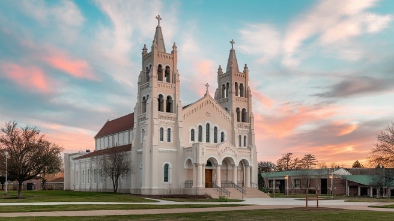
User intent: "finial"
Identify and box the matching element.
[244,64,248,69]
[230,39,235,49]
[156,15,162,26]
[205,83,209,95]
[172,42,177,49]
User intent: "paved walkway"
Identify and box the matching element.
[0,198,393,217]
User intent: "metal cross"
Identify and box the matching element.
[230,39,235,49]
[205,83,209,93]
[156,15,162,26]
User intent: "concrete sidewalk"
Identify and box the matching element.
[0,198,393,217]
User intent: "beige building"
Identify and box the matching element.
[64,16,258,196]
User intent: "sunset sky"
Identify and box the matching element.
[1,0,393,167]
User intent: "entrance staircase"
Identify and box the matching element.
[203,182,270,199]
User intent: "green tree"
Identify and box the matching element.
[369,122,394,167]
[352,160,364,168]
[300,154,318,169]
[0,121,63,198]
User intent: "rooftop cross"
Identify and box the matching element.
[230,39,235,49]
[156,15,162,26]
[205,83,209,94]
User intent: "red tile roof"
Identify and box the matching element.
[74,144,131,160]
[94,113,134,138]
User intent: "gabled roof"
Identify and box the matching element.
[74,144,131,160]
[94,113,134,138]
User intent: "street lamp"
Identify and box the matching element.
[285,175,288,196]
[4,151,8,195]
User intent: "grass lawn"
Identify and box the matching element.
[160,198,243,202]
[0,204,244,213]
[5,208,394,221]
[0,190,155,203]
[370,204,394,208]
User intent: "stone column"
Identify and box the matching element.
[232,165,237,185]
[196,164,203,188]
[358,186,361,196]
[216,165,221,187]
[245,166,250,187]
[202,165,206,188]
[370,187,373,197]
[192,163,196,188]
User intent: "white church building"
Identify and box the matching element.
[64,16,259,196]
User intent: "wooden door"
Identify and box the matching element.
[205,169,212,188]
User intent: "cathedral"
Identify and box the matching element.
[64,15,258,196]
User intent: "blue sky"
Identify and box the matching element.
[0,0,393,166]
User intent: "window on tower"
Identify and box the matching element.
[158,64,163,81]
[165,66,171,83]
[142,96,147,113]
[221,131,225,142]
[236,108,240,122]
[240,83,244,97]
[226,82,229,98]
[158,94,164,111]
[167,128,171,142]
[244,135,247,147]
[239,135,242,147]
[221,84,226,98]
[242,108,247,122]
[166,96,173,113]
[235,82,239,96]
[145,66,150,83]
[160,127,164,141]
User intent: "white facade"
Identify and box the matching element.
[64,16,258,195]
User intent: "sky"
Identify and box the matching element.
[0,0,393,167]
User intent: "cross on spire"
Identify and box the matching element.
[230,39,235,49]
[156,15,162,26]
[205,83,209,94]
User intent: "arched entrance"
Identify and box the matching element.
[238,159,251,187]
[205,157,218,188]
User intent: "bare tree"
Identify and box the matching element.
[297,170,313,209]
[369,122,394,167]
[100,147,133,193]
[0,121,63,198]
[276,153,298,171]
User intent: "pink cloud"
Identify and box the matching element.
[251,88,274,109]
[192,60,216,96]
[43,50,95,80]
[1,63,51,93]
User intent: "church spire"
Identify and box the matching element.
[226,39,239,73]
[153,15,166,53]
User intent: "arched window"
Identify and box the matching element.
[242,108,247,122]
[165,66,171,83]
[236,108,240,122]
[166,96,173,113]
[145,66,150,83]
[240,83,244,97]
[239,135,242,147]
[142,96,146,113]
[235,82,238,96]
[244,135,247,147]
[164,163,169,182]
[158,64,163,81]
[214,127,218,143]
[191,129,195,142]
[206,123,210,143]
[221,84,226,98]
[226,82,229,98]
[160,127,164,141]
[167,128,171,142]
[158,94,164,112]
[198,125,203,142]
[221,131,225,142]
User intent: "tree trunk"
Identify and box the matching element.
[18,180,23,198]
[305,188,308,209]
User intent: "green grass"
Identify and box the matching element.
[346,198,394,202]
[0,204,244,213]
[4,208,394,221]
[370,204,394,208]
[160,198,243,202]
[0,190,155,203]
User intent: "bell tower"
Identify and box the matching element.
[133,15,182,194]
[214,39,254,147]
